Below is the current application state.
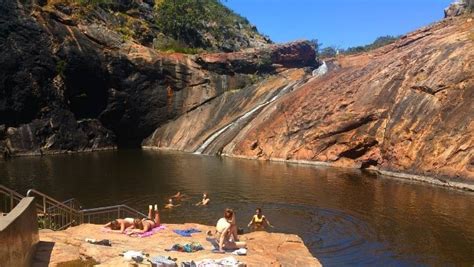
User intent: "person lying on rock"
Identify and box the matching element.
[103,217,135,233]
[195,192,210,206]
[165,198,181,209]
[215,208,247,253]
[127,204,161,235]
[247,208,273,231]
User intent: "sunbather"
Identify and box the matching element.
[103,217,135,233]
[215,208,246,253]
[127,205,161,234]
[195,193,210,206]
[247,208,273,231]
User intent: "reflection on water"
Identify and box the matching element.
[1,149,473,266]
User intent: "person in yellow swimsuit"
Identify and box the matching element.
[247,208,273,231]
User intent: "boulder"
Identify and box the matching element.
[196,41,318,74]
[444,0,473,17]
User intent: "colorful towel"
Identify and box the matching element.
[135,225,166,238]
[165,242,204,253]
[173,228,201,237]
[190,256,245,267]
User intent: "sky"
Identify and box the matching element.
[224,0,453,48]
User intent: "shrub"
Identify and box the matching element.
[344,35,400,55]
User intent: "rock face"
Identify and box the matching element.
[145,17,474,182]
[0,1,317,157]
[35,223,321,266]
[444,0,473,17]
[142,68,313,154]
[224,17,474,181]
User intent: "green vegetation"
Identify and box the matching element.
[314,35,400,58]
[48,0,266,53]
[154,0,261,50]
[38,217,58,230]
[48,0,111,6]
[344,35,400,54]
[319,47,338,58]
[74,0,112,6]
[153,38,204,54]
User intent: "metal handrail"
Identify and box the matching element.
[0,185,25,212]
[27,189,77,215]
[0,185,24,199]
[80,204,148,224]
[2,185,148,230]
[47,198,83,212]
[62,198,83,210]
[27,189,80,230]
[80,204,147,216]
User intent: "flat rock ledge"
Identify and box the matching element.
[34,223,321,266]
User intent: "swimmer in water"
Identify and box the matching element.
[195,192,210,206]
[247,208,273,231]
[164,198,180,209]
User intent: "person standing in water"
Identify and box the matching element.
[247,208,273,231]
[195,193,210,206]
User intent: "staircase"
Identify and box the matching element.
[0,184,147,231]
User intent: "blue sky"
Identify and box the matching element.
[224,0,452,48]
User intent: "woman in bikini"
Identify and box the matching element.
[247,208,273,231]
[215,208,246,253]
[103,217,135,233]
[195,192,210,206]
[127,204,161,234]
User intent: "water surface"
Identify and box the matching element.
[1,150,473,266]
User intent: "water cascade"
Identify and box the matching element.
[194,81,301,154]
[312,60,328,77]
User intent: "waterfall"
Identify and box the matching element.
[194,82,298,154]
[312,61,328,77]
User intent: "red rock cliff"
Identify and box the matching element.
[146,16,474,183]
[224,17,474,181]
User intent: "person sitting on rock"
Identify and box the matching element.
[247,208,273,231]
[103,217,135,233]
[215,208,246,253]
[195,192,210,206]
[127,205,161,234]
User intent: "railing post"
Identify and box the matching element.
[9,191,13,211]
[42,196,46,215]
[118,206,121,219]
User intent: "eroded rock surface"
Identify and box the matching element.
[444,0,473,17]
[225,17,474,181]
[145,17,474,182]
[35,223,320,266]
[0,1,317,157]
[142,68,312,154]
